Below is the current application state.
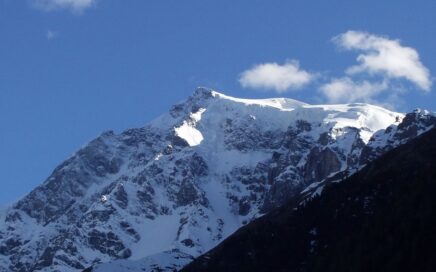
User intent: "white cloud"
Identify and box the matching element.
[239,60,314,93]
[319,77,388,103]
[33,0,97,13]
[237,31,430,107]
[334,30,432,91]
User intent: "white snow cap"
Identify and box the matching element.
[171,87,403,144]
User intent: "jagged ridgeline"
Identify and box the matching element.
[0,88,435,272]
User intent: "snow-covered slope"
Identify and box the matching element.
[0,88,433,272]
[300,108,436,202]
[90,249,193,272]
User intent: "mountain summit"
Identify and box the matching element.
[0,88,434,272]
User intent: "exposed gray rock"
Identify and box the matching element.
[1,89,432,272]
[304,147,341,183]
[88,230,126,257]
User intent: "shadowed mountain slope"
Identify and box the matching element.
[182,128,436,272]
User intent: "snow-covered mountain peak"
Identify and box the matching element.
[210,92,308,111]
[190,87,308,110]
[160,88,403,148]
[411,108,436,118]
[155,87,401,134]
[303,103,402,143]
[2,88,433,272]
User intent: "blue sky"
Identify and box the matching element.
[1,0,435,205]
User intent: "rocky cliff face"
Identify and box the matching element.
[0,88,434,272]
[300,109,436,202]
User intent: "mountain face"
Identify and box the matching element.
[182,127,436,272]
[0,88,434,272]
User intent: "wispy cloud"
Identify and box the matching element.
[33,0,97,13]
[320,77,388,103]
[334,30,432,91]
[239,60,314,93]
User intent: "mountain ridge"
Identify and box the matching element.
[0,88,434,272]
